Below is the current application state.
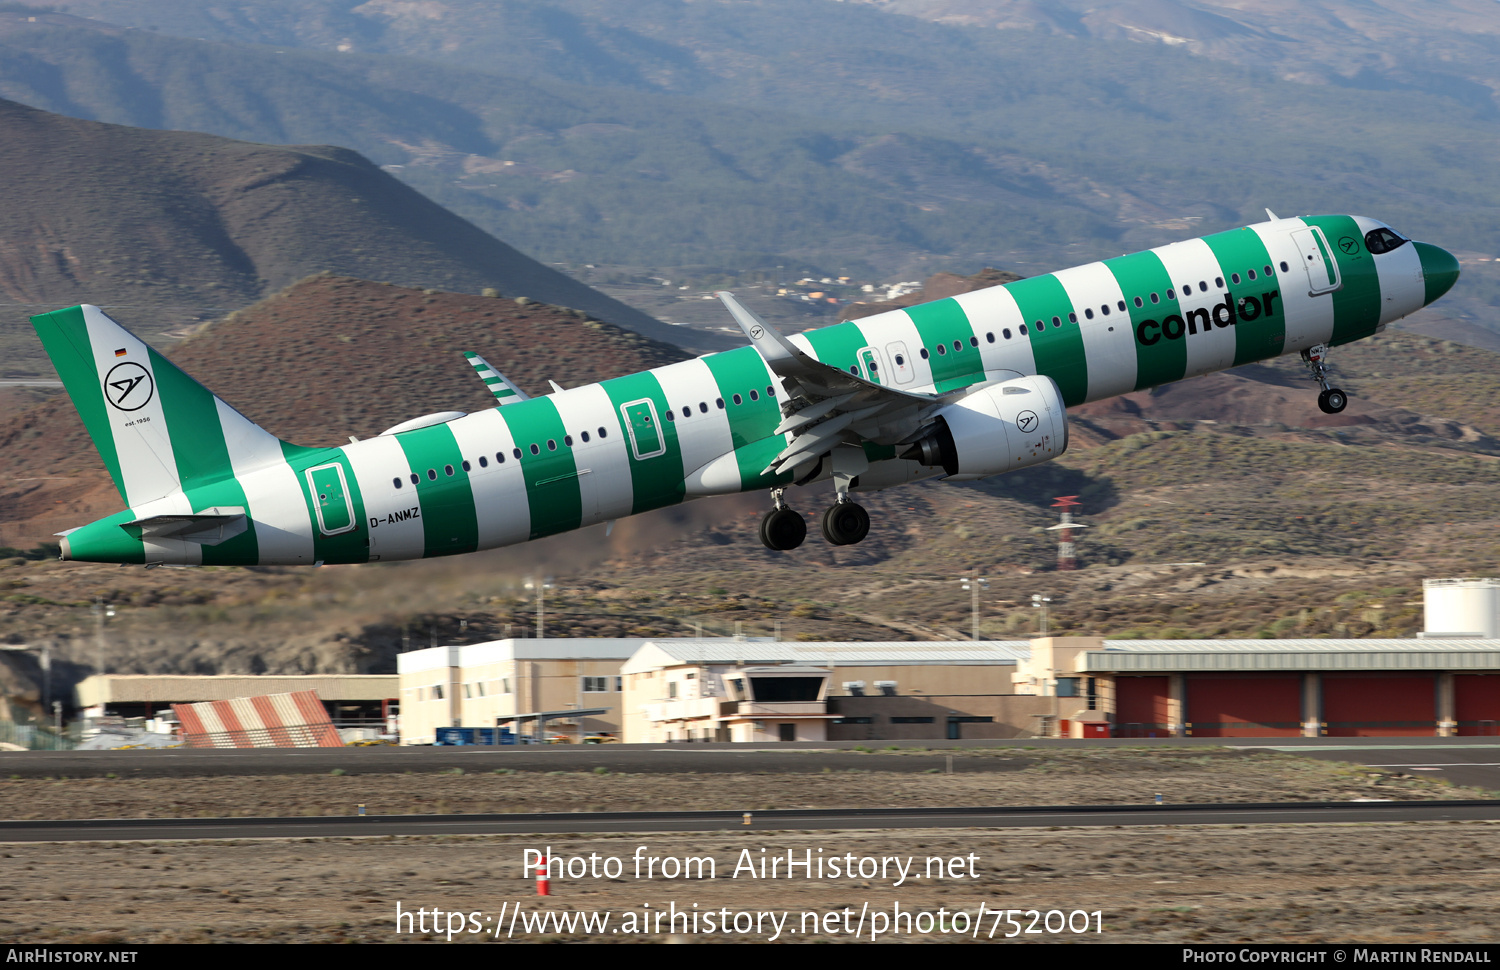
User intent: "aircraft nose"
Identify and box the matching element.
[1414,241,1460,306]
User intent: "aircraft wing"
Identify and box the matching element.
[715,292,946,476]
[464,352,532,405]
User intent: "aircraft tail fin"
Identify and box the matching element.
[31,304,289,508]
[464,351,532,405]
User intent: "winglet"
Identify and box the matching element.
[1265,207,1281,221]
[464,352,531,405]
[715,291,800,366]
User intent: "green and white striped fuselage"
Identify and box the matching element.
[43,214,1459,566]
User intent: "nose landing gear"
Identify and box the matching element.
[1303,344,1348,414]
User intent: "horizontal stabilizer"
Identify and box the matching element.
[124,507,247,544]
[464,352,531,405]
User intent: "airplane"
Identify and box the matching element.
[32,213,1459,566]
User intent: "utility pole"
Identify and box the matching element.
[1047,495,1088,570]
[91,598,115,673]
[959,571,989,640]
[525,577,553,639]
[1032,593,1052,636]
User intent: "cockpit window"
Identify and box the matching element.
[1364,227,1408,255]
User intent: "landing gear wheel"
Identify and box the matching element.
[1317,388,1348,414]
[760,507,807,551]
[820,502,870,546]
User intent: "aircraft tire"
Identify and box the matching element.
[761,507,807,551]
[1318,388,1348,414]
[821,502,870,546]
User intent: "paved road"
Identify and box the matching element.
[2,799,1497,843]
[6,738,1500,783]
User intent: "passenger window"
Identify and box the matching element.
[715,398,725,409]
[547,439,557,451]
[664,410,675,421]
[1247,268,1257,280]
[936,344,947,355]
[699,402,708,413]
[1231,273,1241,284]
[565,434,574,445]
[513,448,522,459]
[1002,328,1011,339]
[733,393,743,404]
[1052,316,1061,326]
[984,334,994,344]
[1215,277,1224,287]
[529,444,539,455]
[1085,308,1094,319]
[1181,284,1192,294]
[461,460,470,472]
[1150,293,1159,304]
[766,385,775,396]
[445,464,454,476]
[580,432,590,443]
[1116,301,1126,312]
[749,389,760,401]
[682,405,691,417]
[598,427,608,438]
[427,469,437,480]
[393,477,403,489]
[920,348,930,359]
[410,473,419,485]
[953,340,962,351]
[1134,296,1143,308]
[1068,313,1077,323]
[478,456,488,468]
[1019,325,1028,336]
[969,336,978,347]
[1101,305,1110,316]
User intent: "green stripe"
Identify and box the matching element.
[1303,215,1383,347]
[499,398,583,539]
[1002,275,1088,406]
[725,437,795,492]
[598,371,684,515]
[703,346,785,488]
[1104,251,1185,390]
[394,423,482,555]
[1200,227,1285,365]
[147,347,257,565]
[284,444,370,564]
[799,320,870,374]
[29,307,126,502]
[904,299,981,389]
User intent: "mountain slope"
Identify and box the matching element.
[0,96,692,374]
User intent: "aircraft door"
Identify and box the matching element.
[1290,227,1342,295]
[620,399,666,460]
[856,346,884,385]
[885,341,915,384]
[306,463,355,535]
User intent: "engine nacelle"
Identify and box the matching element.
[901,375,1067,480]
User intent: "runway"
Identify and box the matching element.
[3,798,1498,843]
[7,738,1500,788]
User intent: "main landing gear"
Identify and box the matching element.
[758,489,870,549]
[1302,344,1348,414]
[760,489,807,550]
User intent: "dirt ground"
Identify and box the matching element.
[3,750,1498,943]
[4,824,1499,944]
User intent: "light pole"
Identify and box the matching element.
[524,577,553,639]
[91,598,115,673]
[1031,594,1051,636]
[959,572,988,640]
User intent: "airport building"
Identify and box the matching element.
[77,673,398,728]
[395,638,651,744]
[618,639,1042,742]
